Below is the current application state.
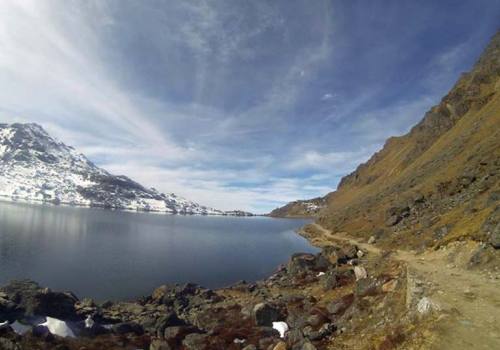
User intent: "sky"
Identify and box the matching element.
[0,1,499,213]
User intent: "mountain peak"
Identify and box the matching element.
[0,122,252,216]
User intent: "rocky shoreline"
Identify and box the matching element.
[0,228,440,350]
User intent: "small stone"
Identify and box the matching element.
[150,338,172,350]
[382,279,398,292]
[302,342,317,350]
[242,345,257,350]
[355,277,379,297]
[354,266,367,281]
[417,297,439,315]
[368,236,376,244]
[182,333,209,350]
[273,341,287,350]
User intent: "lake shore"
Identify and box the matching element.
[0,222,440,350]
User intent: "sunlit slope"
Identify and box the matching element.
[317,31,500,249]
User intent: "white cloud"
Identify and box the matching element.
[0,0,480,213]
[101,161,331,213]
[321,93,334,101]
[286,148,375,173]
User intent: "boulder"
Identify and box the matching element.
[286,328,304,348]
[314,253,331,271]
[305,323,335,341]
[164,326,184,341]
[164,325,201,343]
[111,321,144,335]
[322,271,339,291]
[385,205,410,226]
[273,341,287,350]
[287,253,317,276]
[355,278,379,297]
[306,314,322,328]
[322,245,358,265]
[253,303,281,327]
[141,311,185,336]
[326,294,354,316]
[0,280,78,320]
[31,325,54,341]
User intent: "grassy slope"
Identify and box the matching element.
[316,31,500,250]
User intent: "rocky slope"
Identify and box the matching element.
[0,123,252,216]
[277,31,500,254]
[0,241,435,350]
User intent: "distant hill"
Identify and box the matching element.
[0,123,253,216]
[275,31,500,250]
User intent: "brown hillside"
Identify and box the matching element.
[268,197,326,218]
[316,31,500,252]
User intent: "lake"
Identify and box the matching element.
[0,201,316,301]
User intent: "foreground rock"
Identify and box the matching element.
[0,242,441,349]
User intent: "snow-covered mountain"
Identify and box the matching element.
[0,123,252,216]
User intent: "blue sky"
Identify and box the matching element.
[0,1,499,213]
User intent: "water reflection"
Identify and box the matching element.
[0,201,316,300]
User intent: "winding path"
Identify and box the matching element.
[308,223,500,350]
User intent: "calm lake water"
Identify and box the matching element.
[0,201,316,301]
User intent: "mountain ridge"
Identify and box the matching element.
[0,122,253,216]
[271,30,500,251]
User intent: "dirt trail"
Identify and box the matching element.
[309,223,500,350]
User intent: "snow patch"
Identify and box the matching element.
[85,315,94,329]
[272,321,289,338]
[39,317,75,338]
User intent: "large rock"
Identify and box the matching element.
[326,294,354,316]
[385,204,410,226]
[322,271,339,291]
[140,311,186,336]
[322,245,358,265]
[355,278,380,297]
[0,280,78,320]
[111,321,144,335]
[287,253,317,276]
[253,303,281,327]
[150,283,221,313]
